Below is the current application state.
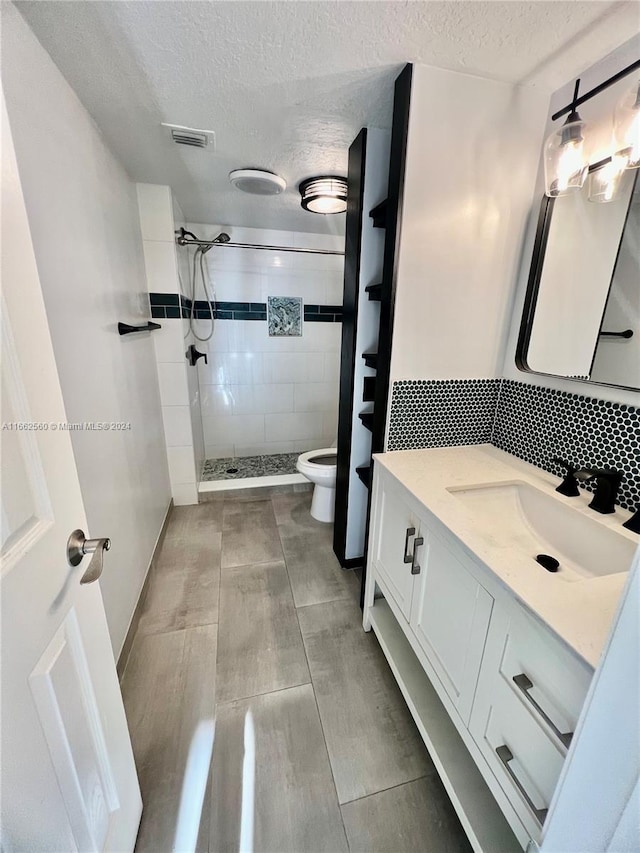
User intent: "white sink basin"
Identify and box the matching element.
[447,480,636,581]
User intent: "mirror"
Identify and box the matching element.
[517,163,639,390]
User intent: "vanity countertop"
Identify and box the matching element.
[373,444,637,669]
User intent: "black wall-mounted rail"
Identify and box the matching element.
[551,59,640,122]
[600,329,634,339]
[118,321,162,336]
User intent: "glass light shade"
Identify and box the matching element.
[544,115,589,197]
[614,80,640,169]
[587,155,628,203]
[299,177,347,214]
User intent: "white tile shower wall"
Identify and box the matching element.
[137,184,199,505]
[183,223,344,459]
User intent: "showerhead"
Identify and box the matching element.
[200,232,230,254]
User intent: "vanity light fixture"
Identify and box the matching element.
[614,79,640,169]
[587,154,628,203]
[299,176,348,214]
[544,81,589,197]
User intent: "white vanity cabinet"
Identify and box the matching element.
[369,470,493,722]
[365,462,595,852]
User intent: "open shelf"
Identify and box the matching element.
[363,376,376,402]
[365,283,382,302]
[368,599,521,853]
[362,351,378,369]
[355,464,371,488]
[359,411,374,431]
[369,199,388,229]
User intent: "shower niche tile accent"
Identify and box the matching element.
[267,297,302,337]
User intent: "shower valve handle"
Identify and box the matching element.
[187,345,208,367]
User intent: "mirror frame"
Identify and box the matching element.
[516,162,639,393]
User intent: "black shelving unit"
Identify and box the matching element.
[359,411,374,431]
[356,465,371,488]
[365,283,382,301]
[369,199,387,229]
[363,376,376,402]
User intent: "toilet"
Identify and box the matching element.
[297,446,338,522]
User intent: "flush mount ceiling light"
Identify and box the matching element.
[229,169,286,195]
[544,81,589,198]
[614,78,640,169]
[299,176,348,214]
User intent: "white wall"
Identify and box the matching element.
[184,224,343,459]
[502,34,640,408]
[2,5,171,656]
[389,64,547,383]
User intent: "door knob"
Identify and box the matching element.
[67,529,111,585]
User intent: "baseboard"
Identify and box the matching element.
[340,556,364,570]
[116,499,173,680]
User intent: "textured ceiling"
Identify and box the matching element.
[12,0,639,234]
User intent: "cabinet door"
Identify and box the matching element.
[371,475,420,621]
[409,528,493,723]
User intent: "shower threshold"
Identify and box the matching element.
[199,452,306,493]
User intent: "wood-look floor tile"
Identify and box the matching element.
[297,599,434,804]
[122,625,217,852]
[341,776,472,853]
[221,499,284,568]
[279,520,360,608]
[210,684,348,853]
[136,532,221,636]
[217,560,310,703]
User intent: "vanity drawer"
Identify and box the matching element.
[497,604,592,743]
[470,600,593,840]
[472,685,564,842]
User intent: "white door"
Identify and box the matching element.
[0,94,141,851]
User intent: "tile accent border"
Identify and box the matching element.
[387,377,639,512]
[493,379,639,512]
[149,293,343,322]
[387,379,501,451]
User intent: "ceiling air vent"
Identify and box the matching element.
[161,123,215,151]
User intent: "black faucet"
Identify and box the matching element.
[553,458,623,514]
[579,468,623,514]
[553,458,581,496]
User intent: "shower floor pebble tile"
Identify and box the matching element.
[202,452,300,481]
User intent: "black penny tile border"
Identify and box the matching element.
[493,379,639,512]
[388,377,639,513]
[149,293,342,322]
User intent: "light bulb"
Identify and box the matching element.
[588,154,628,203]
[614,81,640,168]
[556,140,586,193]
[544,111,588,197]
